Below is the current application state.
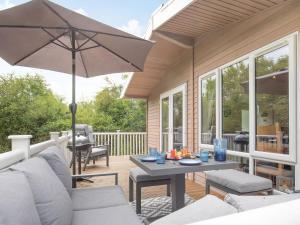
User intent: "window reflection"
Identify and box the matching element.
[255,46,289,155]
[161,97,169,152]
[173,92,183,150]
[255,159,294,193]
[201,75,216,145]
[222,59,249,152]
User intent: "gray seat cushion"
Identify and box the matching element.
[130,167,170,182]
[205,169,272,193]
[225,193,300,212]
[11,157,72,225]
[72,205,142,225]
[151,195,237,225]
[72,186,127,211]
[91,147,107,155]
[0,171,42,225]
[39,146,72,196]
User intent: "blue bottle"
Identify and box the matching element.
[214,139,227,161]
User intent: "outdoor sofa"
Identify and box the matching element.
[0,145,142,225]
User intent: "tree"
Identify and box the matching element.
[0,74,69,152]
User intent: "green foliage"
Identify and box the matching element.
[0,74,146,153]
[0,74,69,152]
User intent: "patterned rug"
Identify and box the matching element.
[130,194,194,223]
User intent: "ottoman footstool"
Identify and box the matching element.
[129,167,171,214]
[205,169,273,195]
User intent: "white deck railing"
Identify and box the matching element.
[0,132,69,170]
[93,131,147,156]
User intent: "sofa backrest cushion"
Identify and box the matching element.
[0,171,42,225]
[10,157,72,225]
[38,146,72,195]
[225,193,300,212]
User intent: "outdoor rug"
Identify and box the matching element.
[130,194,195,223]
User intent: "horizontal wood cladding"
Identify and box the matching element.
[147,50,193,150]
[158,0,287,37]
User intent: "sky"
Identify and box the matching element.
[0,0,166,102]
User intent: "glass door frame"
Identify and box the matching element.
[160,83,187,151]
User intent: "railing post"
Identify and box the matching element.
[8,135,32,159]
[117,130,120,156]
[50,132,60,142]
[61,131,69,137]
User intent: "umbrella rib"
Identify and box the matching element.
[13,30,70,65]
[42,28,71,50]
[42,0,72,28]
[0,25,68,29]
[77,30,143,72]
[76,39,89,77]
[74,28,147,42]
[76,45,99,52]
[77,33,98,50]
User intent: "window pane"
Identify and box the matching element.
[255,46,289,155]
[222,59,249,152]
[173,92,183,150]
[255,159,295,193]
[161,97,169,152]
[201,75,216,145]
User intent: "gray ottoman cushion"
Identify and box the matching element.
[151,195,237,225]
[206,169,272,193]
[72,186,127,211]
[130,167,170,182]
[72,205,142,225]
[0,171,42,225]
[39,146,72,195]
[11,157,72,225]
[225,193,300,212]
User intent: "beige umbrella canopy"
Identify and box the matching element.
[0,0,153,177]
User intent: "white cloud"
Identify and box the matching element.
[120,19,143,37]
[0,0,15,10]
[75,8,88,16]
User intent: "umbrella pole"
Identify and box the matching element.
[71,29,77,187]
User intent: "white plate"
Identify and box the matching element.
[140,156,157,162]
[179,159,202,166]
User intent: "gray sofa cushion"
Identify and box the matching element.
[72,205,142,225]
[11,157,72,225]
[0,171,42,225]
[72,186,128,211]
[205,169,272,193]
[225,193,300,212]
[151,195,237,225]
[130,167,171,182]
[39,146,72,195]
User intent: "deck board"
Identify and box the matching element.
[77,156,210,201]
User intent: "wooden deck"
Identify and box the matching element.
[77,156,208,201]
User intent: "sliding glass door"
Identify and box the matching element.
[160,84,187,151]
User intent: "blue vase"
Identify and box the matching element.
[214,139,227,161]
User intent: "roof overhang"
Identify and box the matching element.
[122,0,288,99]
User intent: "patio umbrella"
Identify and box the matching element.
[0,0,153,176]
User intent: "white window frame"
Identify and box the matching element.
[160,83,187,151]
[198,70,218,150]
[198,32,298,178]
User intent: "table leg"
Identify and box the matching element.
[171,174,185,211]
[78,150,81,174]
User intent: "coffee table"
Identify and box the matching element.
[130,155,239,211]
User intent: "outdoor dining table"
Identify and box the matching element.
[130,155,239,211]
